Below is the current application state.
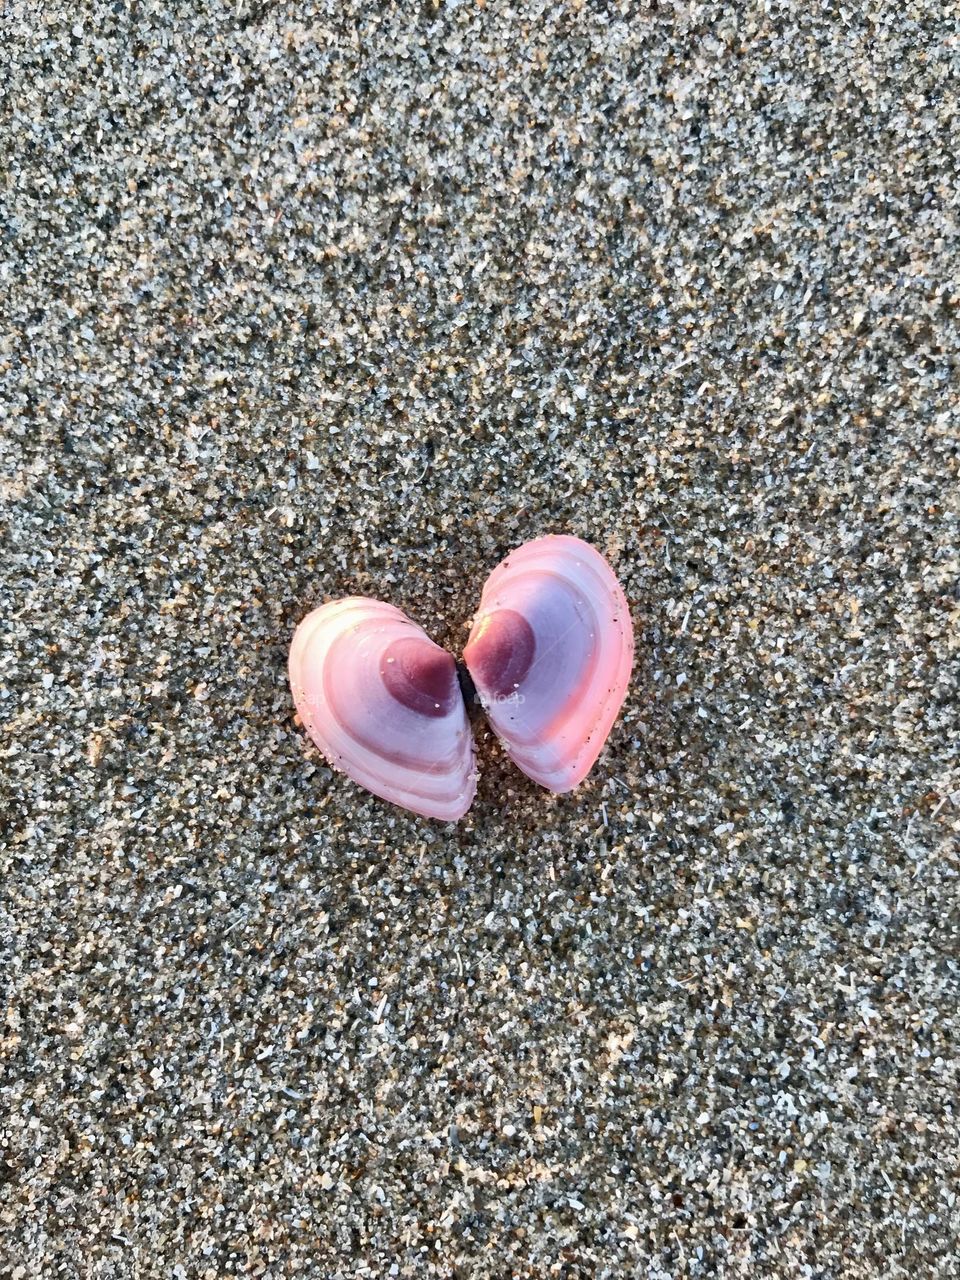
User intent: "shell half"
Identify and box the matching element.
[463,535,633,792]
[289,597,476,820]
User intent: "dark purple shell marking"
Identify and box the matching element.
[381,636,458,717]
[462,608,536,698]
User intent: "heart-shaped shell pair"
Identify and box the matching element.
[288,535,633,819]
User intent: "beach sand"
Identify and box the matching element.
[2,3,959,1276]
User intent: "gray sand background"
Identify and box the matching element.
[2,2,959,1276]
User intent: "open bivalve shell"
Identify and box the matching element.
[289,536,632,817]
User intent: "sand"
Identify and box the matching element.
[2,2,959,1276]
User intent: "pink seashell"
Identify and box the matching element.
[288,597,476,821]
[463,535,633,792]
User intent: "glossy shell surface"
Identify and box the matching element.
[289,597,476,820]
[463,536,633,791]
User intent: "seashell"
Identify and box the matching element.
[463,535,633,792]
[288,597,476,820]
